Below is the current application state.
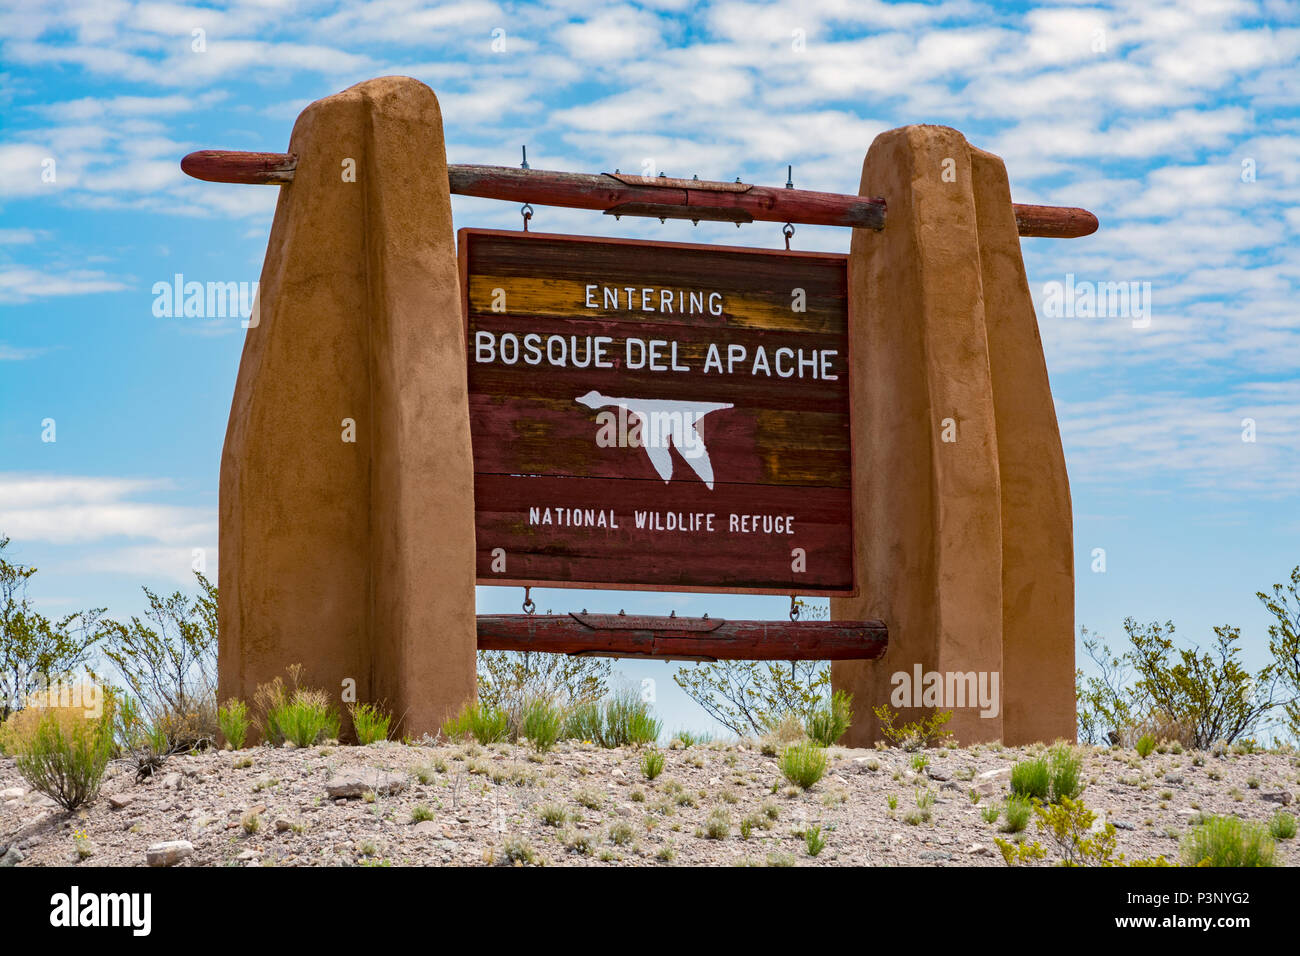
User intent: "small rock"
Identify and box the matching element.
[157,772,182,790]
[1113,820,1135,831]
[925,766,951,782]
[145,840,194,867]
[1164,773,1184,785]
[1260,791,1293,806]
[918,850,952,862]
[236,849,260,861]
[413,820,441,835]
[274,819,294,833]
[324,770,407,799]
[0,847,23,867]
[974,766,1011,796]
[611,768,625,778]
[966,843,991,856]
[108,794,135,810]
[0,787,25,801]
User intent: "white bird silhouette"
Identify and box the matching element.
[577,390,734,489]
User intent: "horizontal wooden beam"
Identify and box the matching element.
[476,612,888,661]
[179,150,1098,237]
[181,150,297,185]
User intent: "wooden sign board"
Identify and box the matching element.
[460,229,853,594]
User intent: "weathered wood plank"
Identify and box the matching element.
[476,613,889,660]
[180,152,1100,237]
[462,229,854,593]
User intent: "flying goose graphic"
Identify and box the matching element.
[576,390,734,489]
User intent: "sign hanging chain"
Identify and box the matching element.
[520,145,533,232]
[522,586,536,615]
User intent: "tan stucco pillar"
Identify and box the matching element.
[218,76,477,739]
[831,126,1075,747]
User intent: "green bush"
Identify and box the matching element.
[349,702,392,745]
[217,698,250,750]
[562,700,604,743]
[1136,733,1156,758]
[1180,815,1276,867]
[601,689,661,747]
[3,700,116,810]
[806,690,853,747]
[804,824,827,856]
[561,690,661,748]
[1010,756,1051,801]
[1268,811,1296,841]
[1001,795,1033,833]
[779,740,827,790]
[641,748,665,780]
[441,701,510,745]
[520,697,564,753]
[1049,743,1085,802]
[254,665,341,747]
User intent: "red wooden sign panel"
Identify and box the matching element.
[460,229,853,594]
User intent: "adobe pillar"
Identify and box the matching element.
[831,126,1075,747]
[218,76,477,738]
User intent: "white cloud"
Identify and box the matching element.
[0,266,130,303]
[0,473,216,546]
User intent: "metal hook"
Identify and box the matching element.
[522,586,536,615]
[782,222,795,250]
[520,203,533,232]
[789,595,800,621]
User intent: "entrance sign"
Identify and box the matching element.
[196,76,1090,745]
[460,229,853,594]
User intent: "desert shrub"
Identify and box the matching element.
[495,836,538,865]
[1135,733,1156,758]
[1077,618,1279,749]
[0,537,108,723]
[601,688,661,747]
[1180,815,1276,867]
[1010,756,1051,801]
[217,698,250,750]
[2,696,116,810]
[560,689,661,748]
[1049,743,1085,802]
[804,824,827,856]
[779,740,827,790]
[1268,811,1296,841]
[441,701,510,745]
[411,804,435,823]
[115,693,173,781]
[520,697,564,753]
[641,748,665,780]
[100,572,219,752]
[872,704,953,751]
[1001,795,1033,833]
[562,700,604,743]
[671,729,714,747]
[998,797,1170,867]
[254,665,340,747]
[349,702,392,745]
[1258,566,1300,743]
[701,807,730,839]
[806,690,853,747]
[477,649,610,740]
[674,655,831,737]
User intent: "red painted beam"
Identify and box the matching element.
[179,150,1098,237]
[476,613,888,661]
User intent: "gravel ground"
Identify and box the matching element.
[2,739,1297,867]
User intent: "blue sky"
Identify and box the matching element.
[1,0,1297,737]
